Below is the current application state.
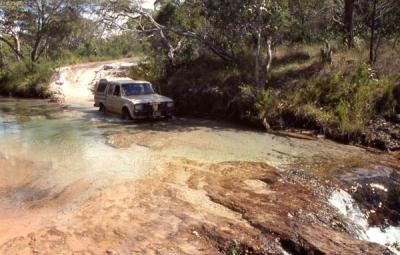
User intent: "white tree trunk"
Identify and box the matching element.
[265,38,272,73]
[255,0,262,88]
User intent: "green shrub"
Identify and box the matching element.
[255,89,278,119]
[376,81,398,117]
[0,60,54,98]
[300,104,332,125]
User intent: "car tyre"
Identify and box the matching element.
[121,108,132,120]
[99,104,106,114]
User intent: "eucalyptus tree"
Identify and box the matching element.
[98,0,291,89]
[0,0,24,61]
[96,0,235,63]
[364,0,399,62]
[0,0,88,62]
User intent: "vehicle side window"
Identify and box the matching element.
[107,84,115,95]
[113,85,121,96]
[97,82,108,93]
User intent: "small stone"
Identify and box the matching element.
[104,65,114,70]
[192,230,200,237]
[106,249,117,255]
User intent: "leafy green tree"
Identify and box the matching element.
[0,0,88,62]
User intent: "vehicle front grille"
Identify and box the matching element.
[152,103,160,111]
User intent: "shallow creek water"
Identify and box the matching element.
[0,97,399,253]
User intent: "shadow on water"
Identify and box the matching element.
[0,185,51,205]
[77,107,261,136]
[0,97,263,144]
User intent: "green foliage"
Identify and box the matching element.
[228,240,240,255]
[0,60,54,97]
[0,30,143,97]
[279,61,398,134]
[254,89,278,119]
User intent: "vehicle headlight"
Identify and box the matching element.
[135,104,144,111]
[167,102,174,108]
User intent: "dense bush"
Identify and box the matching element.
[0,60,54,98]
[131,43,399,145]
[0,32,143,98]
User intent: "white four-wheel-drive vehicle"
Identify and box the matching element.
[94,78,174,120]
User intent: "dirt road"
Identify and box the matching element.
[49,59,137,105]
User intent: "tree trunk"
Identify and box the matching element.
[344,0,355,48]
[255,32,261,87]
[255,0,262,88]
[0,35,23,61]
[15,35,21,61]
[0,43,6,69]
[31,35,42,62]
[265,38,272,74]
[369,0,377,63]
[373,25,383,63]
[259,37,273,89]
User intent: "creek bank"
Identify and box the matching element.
[155,79,400,152]
[141,56,400,152]
[262,107,400,152]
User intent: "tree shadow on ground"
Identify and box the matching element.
[268,60,323,89]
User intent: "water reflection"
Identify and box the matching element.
[0,98,156,209]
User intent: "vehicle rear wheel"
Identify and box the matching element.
[121,108,132,120]
[99,104,106,114]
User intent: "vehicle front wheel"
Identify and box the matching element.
[99,104,106,114]
[121,108,132,120]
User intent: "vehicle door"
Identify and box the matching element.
[94,80,108,105]
[105,83,115,112]
[111,85,123,115]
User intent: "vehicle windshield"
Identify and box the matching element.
[122,83,154,96]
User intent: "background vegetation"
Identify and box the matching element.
[0,0,143,97]
[126,0,400,148]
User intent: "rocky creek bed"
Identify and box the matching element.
[0,59,399,254]
[0,98,399,254]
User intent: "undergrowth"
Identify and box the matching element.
[131,43,400,147]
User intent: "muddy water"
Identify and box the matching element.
[1,97,400,254]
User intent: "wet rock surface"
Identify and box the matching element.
[341,165,400,227]
[289,151,400,253]
[0,160,392,254]
[190,162,391,254]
